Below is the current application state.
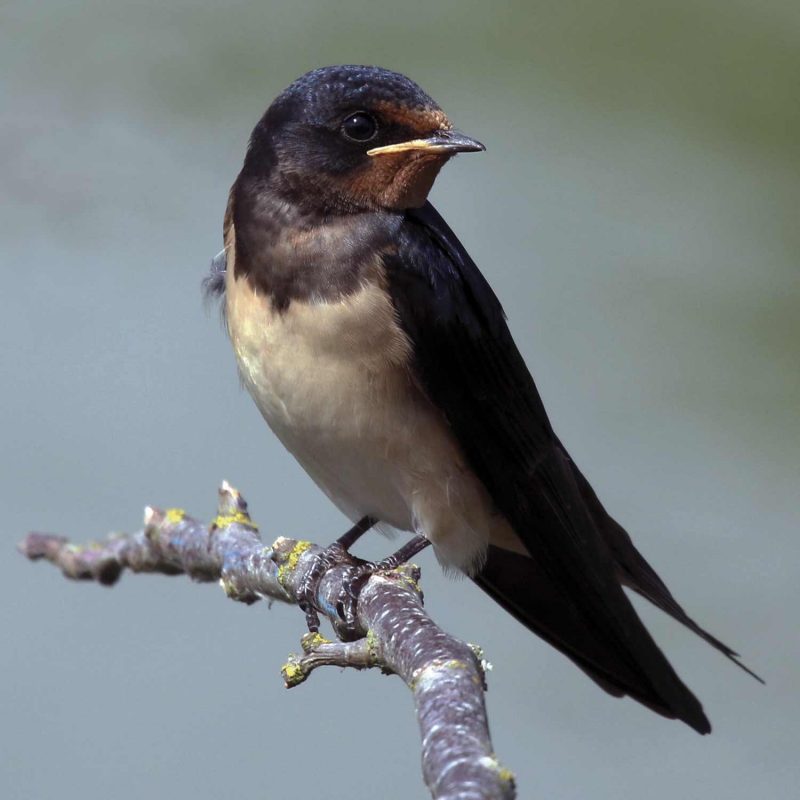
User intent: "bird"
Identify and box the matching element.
[206,64,760,734]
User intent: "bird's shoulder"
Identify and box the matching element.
[382,202,509,340]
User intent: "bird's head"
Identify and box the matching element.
[242,65,484,213]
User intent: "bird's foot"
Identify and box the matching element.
[297,541,365,633]
[331,535,431,634]
[297,517,374,633]
[299,529,431,639]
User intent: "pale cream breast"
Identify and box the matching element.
[223,222,522,571]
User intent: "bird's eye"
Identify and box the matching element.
[341,112,378,142]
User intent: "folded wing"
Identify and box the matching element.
[382,202,757,732]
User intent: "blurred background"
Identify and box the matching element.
[2,1,798,797]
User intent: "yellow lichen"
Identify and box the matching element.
[396,573,421,594]
[479,755,516,787]
[277,540,313,586]
[382,564,422,595]
[301,632,329,652]
[365,629,380,662]
[211,511,257,530]
[498,767,515,785]
[281,657,307,687]
[409,658,469,690]
[165,508,186,524]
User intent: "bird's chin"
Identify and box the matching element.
[377,153,449,210]
[341,151,450,212]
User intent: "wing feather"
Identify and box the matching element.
[382,202,742,732]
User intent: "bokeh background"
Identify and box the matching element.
[2,1,798,798]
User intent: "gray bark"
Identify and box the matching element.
[18,481,515,800]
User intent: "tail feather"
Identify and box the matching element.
[473,444,762,732]
[562,446,764,685]
[474,545,712,732]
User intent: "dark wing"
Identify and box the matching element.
[383,202,741,733]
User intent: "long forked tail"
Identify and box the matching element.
[474,545,714,733]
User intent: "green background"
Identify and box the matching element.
[2,1,798,797]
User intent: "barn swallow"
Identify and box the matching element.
[206,65,760,734]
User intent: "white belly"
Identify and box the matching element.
[225,267,509,572]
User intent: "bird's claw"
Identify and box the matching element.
[297,541,364,633]
[298,532,430,638]
[330,563,372,635]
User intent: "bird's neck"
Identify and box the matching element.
[230,171,399,311]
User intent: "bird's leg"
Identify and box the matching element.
[373,534,431,572]
[299,516,376,632]
[333,515,377,553]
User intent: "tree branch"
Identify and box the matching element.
[18,481,515,800]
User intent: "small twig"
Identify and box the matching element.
[282,631,380,687]
[18,481,515,800]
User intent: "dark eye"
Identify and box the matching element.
[341,112,378,142]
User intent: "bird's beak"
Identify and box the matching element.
[367,130,485,157]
